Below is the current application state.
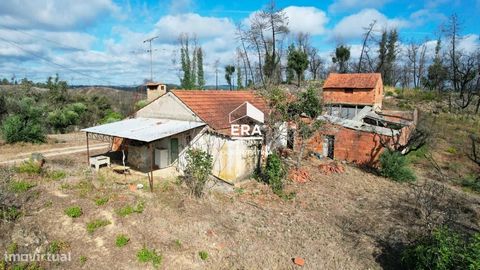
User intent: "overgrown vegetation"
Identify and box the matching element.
[137,246,162,268]
[182,148,213,198]
[198,250,209,261]
[263,153,285,195]
[16,160,43,175]
[379,150,416,182]
[402,227,480,269]
[9,180,35,193]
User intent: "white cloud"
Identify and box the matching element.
[328,0,390,13]
[332,9,409,40]
[458,34,480,53]
[152,13,236,42]
[0,0,119,30]
[283,6,329,35]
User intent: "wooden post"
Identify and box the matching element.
[149,144,154,192]
[86,132,90,166]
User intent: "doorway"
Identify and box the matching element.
[323,135,335,159]
[170,138,179,163]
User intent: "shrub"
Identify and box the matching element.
[1,98,45,143]
[47,108,80,134]
[64,206,82,218]
[100,110,123,124]
[135,99,149,110]
[115,234,130,247]
[9,181,35,193]
[86,219,111,233]
[116,201,144,217]
[48,170,66,180]
[461,174,480,193]
[183,148,213,198]
[264,153,285,195]
[137,246,162,268]
[379,150,416,182]
[16,160,42,174]
[199,250,209,261]
[402,227,480,270]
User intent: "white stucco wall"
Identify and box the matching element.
[135,92,201,122]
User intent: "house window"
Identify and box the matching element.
[344,88,353,94]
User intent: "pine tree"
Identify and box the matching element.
[236,62,243,90]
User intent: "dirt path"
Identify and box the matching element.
[0,143,109,165]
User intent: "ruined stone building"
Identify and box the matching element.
[306,73,417,165]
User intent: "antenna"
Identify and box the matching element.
[143,36,159,82]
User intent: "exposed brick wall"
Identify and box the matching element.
[323,77,383,109]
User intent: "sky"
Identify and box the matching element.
[0,0,478,86]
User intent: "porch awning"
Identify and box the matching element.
[81,117,206,142]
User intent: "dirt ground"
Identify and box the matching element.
[1,151,479,270]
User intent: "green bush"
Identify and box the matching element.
[402,227,480,270]
[461,174,480,193]
[183,148,213,198]
[264,153,285,195]
[94,196,109,206]
[137,246,162,268]
[135,99,149,110]
[115,234,130,247]
[379,150,416,182]
[64,206,82,218]
[100,110,123,124]
[1,98,46,143]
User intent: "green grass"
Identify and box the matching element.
[48,170,66,180]
[7,242,18,254]
[461,174,480,193]
[406,145,429,164]
[16,160,42,174]
[198,250,209,261]
[47,240,67,254]
[116,201,144,217]
[115,234,130,247]
[86,219,111,234]
[137,246,162,268]
[9,180,35,193]
[79,255,87,265]
[64,206,83,218]
[174,239,182,248]
[1,206,21,221]
[94,197,109,206]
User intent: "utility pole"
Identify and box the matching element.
[143,36,159,82]
[214,59,219,90]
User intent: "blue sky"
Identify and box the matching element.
[0,0,478,86]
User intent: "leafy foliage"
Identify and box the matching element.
[100,110,123,124]
[47,102,86,133]
[332,45,350,73]
[1,98,46,143]
[183,148,213,198]
[264,153,285,195]
[379,150,416,182]
[287,44,309,86]
[225,65,235,90]
[402,227,480,270]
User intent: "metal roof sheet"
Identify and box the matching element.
[82,118,205,142]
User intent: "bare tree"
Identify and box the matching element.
[357,20,377,73]
[236,24,255,86]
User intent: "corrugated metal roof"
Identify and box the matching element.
[82,118,205,142]
[323,73,381,89]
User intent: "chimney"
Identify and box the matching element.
[146,83,166,102]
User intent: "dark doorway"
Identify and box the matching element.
[170,138,179,163]
[326,135,335,159]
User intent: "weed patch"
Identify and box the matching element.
[9,180,35,193]
[137,246,162,268]
[16,160,42,175]
[48,170,66,181]
[64,206,83,218]
[86,219,111,234]
[0,206,21,221]
[94,197,109,206]
[116,201,144,217]
[199,250,209,261]
[115,234,129,247]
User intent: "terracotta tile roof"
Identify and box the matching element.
[172,90,268,135]
[323,73,381,89]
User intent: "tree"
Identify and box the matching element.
[196,47,205,89]
[357,20,377,73]
[183,148,213,198]
[236,58,243,89]
[1,98,46,143]
[289,85,323,168]
[179,34,195,89]
[307,47,324,80]
[287,44,309,87]
[225,65,235,90]
[47,74,69,104]
[424,39,448,91]
[332,45,350,73]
